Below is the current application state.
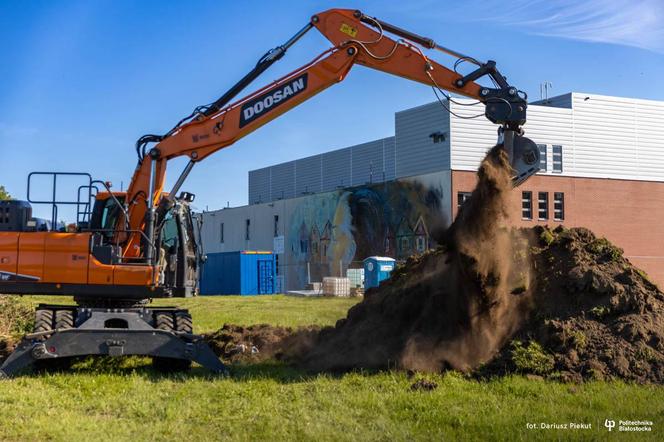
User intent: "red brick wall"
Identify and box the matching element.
[451,171,664,287]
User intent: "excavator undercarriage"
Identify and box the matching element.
[1,304,224,377]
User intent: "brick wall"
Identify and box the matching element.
[451,171,664,287]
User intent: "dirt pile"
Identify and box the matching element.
[300,145,532,373]
[205,145,664,383]
[480,225,664,383]
[206,324,320,364]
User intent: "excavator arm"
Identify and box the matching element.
[123,8,540,260]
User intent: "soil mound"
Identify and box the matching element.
[204,145,664,383]
[205,324,320,364]
[480,225,664,383]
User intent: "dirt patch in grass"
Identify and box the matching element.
[205,324,320,364]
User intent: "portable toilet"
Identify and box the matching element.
[200,251,276,295]
[363,256,396,289]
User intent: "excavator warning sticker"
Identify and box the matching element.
[239,73,308,128]
[0,271,40,282]
[340,23,358,37]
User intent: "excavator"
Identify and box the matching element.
[0,8,539,377]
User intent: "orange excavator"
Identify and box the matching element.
[0,8,539,377]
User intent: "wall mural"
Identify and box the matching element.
[288,177,446,288]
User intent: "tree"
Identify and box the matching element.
[0,185,11,200]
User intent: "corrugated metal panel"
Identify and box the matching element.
[570,93,664,181]
[248,168,270,205]
[200,252,240,295]
[295,155,322,196]
[450,94,664,182]
[248,137,395,203]
[200,251,275,295]
[351,139,384,186]
[383,137,396,181]
[532,93,573,109]
[395,101,450,178]
[450,99,574,174]
[322,147,351,191]
[270,162,295,201]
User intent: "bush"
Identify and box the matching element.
[510,340,555,375]
[0,296,34,339]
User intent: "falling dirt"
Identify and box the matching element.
[299,145,533,373]
[205,144,664,383]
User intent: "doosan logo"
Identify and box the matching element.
[239,73,308,128]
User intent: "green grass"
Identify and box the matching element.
[1,295,663,441]
[19,294,359,333]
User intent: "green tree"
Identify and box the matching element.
[0,185,11,200]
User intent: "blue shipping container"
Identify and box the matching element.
[200,251,276,295]
[363,256,396,289]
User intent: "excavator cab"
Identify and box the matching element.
[0,179,223,378]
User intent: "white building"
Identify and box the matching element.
[200,93,664,291]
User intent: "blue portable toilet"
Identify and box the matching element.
[363,256,396,289]
[200,251,276,295]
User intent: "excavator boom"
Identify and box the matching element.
[125,8,539,261]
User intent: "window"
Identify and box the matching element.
[552,145,563,173]
[161,213,179,249]
[273,215,279,237]
[219,223,224,243]
[245,219,250,240]
[429,131,446,143]
[554,192,565,221]
[416,236,426,253]
[522,191,532,220]
[538,192,548,220]
[457,192,472,209]
[538,144,547,172]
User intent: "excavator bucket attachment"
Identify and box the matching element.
[502,130,540,186]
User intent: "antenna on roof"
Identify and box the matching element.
[540,81,553,102]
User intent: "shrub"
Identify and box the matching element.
[0,296,34,339]
[510,340,555,375]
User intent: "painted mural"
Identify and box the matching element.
[288,177,446,288]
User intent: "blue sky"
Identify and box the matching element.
[1,0,662,219]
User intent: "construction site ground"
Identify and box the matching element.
[0,295,662,441]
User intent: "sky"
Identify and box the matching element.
[1,0,663,219]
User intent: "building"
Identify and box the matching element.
[200,92,664,291]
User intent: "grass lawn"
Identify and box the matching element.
[1,294,662,441]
